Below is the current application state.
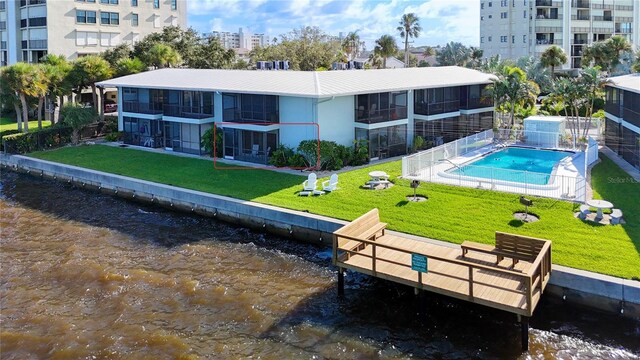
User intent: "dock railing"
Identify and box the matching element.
[334,228,552,317]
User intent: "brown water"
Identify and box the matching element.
[1,172,639,359]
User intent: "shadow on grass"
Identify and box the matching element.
[508,219,524,228]
[395,200,409,207]
[590,154,640,255]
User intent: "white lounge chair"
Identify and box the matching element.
[610,208,623,225]
[299,173,324,196]
[322,174,339,192]
[578,204,590,220]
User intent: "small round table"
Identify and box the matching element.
[586,199,614,220]
[368,171,389,180]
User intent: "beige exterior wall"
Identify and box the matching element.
[480,0,639,70]
[0,0,186,65]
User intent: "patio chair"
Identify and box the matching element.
[299,173,324,196]
[322,174,339,192]
[578,204,590,220]
[610,208,623,225]
[251,144,259,157]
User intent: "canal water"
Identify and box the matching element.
[1,172,638,359]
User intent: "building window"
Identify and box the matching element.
[488,1,492,7]
[488,36,492,42]
[481,2,484,9]
[76,31,98,46]
[100,0,118,3]
[131,13,138,26]
[501,0,507,6]
[512,35,515,43]
[500,12,508,18]
[100,11,119,25]
[523,35,527,43]
[488,14,492,18]
[481,16,484,20]
[500,36,507,42]
[481,36,484,43]
[171,0,177,10]
[131,0,137,6]
[153,15,160,28]
[153,0,159,8]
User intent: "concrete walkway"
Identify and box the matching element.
[600,146,640,182]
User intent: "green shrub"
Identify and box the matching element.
[2,126,73,154]
[351,139,369,166]
[200,126,222,157]
[412,136,425,153]
[0,129,21,151]
[104,131,124,142]
[268,144,295,167]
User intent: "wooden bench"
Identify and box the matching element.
[461,232,548,267]
[334,208,387,260]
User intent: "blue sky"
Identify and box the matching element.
[187,0,481,50]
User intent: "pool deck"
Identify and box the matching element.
[405,145,585,201]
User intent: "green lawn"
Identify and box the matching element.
[30,145,640,279]
[0,117,51,132]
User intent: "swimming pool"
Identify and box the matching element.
[448,147,573,185]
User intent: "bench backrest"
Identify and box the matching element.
[495,232,548,261]
[335,208,380,239]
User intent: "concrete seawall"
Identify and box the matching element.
[1,153,639,319]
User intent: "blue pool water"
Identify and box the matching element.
[449,147,573,185]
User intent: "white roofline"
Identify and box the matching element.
[97,67,496,98]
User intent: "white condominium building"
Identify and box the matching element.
[480,0,639,69]
[210,27,268,51]
[0,0,187,66]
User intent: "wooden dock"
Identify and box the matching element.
[332,209,552,350]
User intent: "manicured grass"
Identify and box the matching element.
[0,117,51,132]
[30,145,640,279]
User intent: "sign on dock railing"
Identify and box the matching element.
[411,254,428,273]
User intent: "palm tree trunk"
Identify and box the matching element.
[19,93,29,133]
[404,34,409,67]
[383,57,387,69]
[91,84,98,113]
[13,102,23,132]
[99,87,105,121]
[510,101,516,128]
[37,96,44,130]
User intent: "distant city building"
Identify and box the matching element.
[0,0,187,66]
[210,27,268,51]
[480,0,639,70]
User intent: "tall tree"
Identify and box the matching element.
[397,13,421,67]
[101,43,133,68]
[436,41,472,66]
[71,55,113,120]
[341,31,361,60]
[368,49,384,69]
[632,51,640,73]
[2,63,47,132]
[606,35,632,70]
[469,47,484,69]
[488,66,539,128]
[582,41,614,72]
[422,46,436,58]
[34,64,51,130]
[374,34,398,69]
[0,67,24,130]
[189,36,235,69]
[114,57,146,77]
[249,26,341,71]
[145,43,181,69]
[41,54,73,123]
[540,45,567,78]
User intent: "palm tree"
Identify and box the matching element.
[397,13,421,67]
[374,35,398,69]
[146,43,181,69]
[582,41,614,71]
[422,46,436,58]
[633,51,640,73]
[41,54,73,124]
[3,62,47,132]
[35,64,51,130]
[72,55,113,121]
[469,47,484,69]
[115,57,146,77]
[0,67,24,130]
[540,45,567,78]
[606,35,632,69]
[487,66,539,128]
[368,49,383,69]
[59,103,98,145]
[436,41,471,66]
[341,31,361,61]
